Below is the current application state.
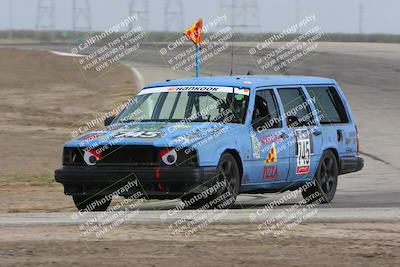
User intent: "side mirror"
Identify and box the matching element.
[104,116,115,126]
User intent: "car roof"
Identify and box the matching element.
[144,75,336,89]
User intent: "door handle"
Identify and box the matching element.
[280,132,289,139]
[313,129,322,136]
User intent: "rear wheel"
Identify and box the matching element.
[302,150,338,204]
[72,195,111,211]
[182,153,240,209]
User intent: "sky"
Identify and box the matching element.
[0,0,398,34]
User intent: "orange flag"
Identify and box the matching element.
[183,18,203,46]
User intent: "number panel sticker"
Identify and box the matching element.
[114,130,163,139]
[295,129,311,174]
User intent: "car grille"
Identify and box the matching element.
[63,146,197,167]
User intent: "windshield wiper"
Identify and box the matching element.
[120,119,169,123]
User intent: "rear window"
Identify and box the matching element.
[307,86,349,124]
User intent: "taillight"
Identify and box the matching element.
[355,125,360,156]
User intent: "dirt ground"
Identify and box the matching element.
[0,183,74,213]
[0,48,140,212]
[0,222,398,266]
[0,48,139,178]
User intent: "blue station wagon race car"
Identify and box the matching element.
[55,75,364,211]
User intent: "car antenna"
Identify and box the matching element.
[229,41,234,76]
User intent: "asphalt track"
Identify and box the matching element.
[0,208,399,226]
[1,42,400,222]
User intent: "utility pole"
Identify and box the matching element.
[164,0,184,32]
[35,0,55,42]
[219,0,260,32]
[128,0,149,31]
[8,0,13,40]
[358,3,364,34]
[72,0,92,32]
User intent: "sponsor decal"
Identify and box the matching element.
[173,125,191,129]
[263,165,278,179]
[235,88,250,96]
[160,149,177,165]
[264,143,277,164]
[175,86,220,92]
[78,132,103,141]
[114,130,163,139]
[295,129,311,174]
[83,149,102,165]
[251,134,261,159]
[260,134,282,144]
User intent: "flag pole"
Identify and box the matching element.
[195,44,200,77]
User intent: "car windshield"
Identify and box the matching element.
[115,86,249,124]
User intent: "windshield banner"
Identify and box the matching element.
[138,86,250,96]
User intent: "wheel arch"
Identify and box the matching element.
[322,147,340,170]
[222,149,243,183]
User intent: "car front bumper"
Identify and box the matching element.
[55,165,217,199]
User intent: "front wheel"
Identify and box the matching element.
[72,195,111,211]
[302,150,338,204]
[182,153,240,209]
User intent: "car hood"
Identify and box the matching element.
[65,122,244,149]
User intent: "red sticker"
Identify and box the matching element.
[296,166,310,174]
[260,134,282,144]
[263,166,278,179]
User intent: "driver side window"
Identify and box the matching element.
[252,89,282,131]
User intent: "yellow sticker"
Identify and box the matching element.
[264,143,277,164]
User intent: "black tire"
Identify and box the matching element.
[182,153,240,209]
[72,195,111,211]
[302,150,338,204]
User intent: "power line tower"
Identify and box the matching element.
[8,0,13,40]
[219,0,260,32]
[72,0,92,32]
[128,0,149,31]
[295,0,300,25]
[164,0,184,32]
[35,0,55,41]
[358,3,365,34]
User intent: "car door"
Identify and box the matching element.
[249,88,290,183]
[276,86,323,182]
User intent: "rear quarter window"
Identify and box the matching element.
[307,86,349,124]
